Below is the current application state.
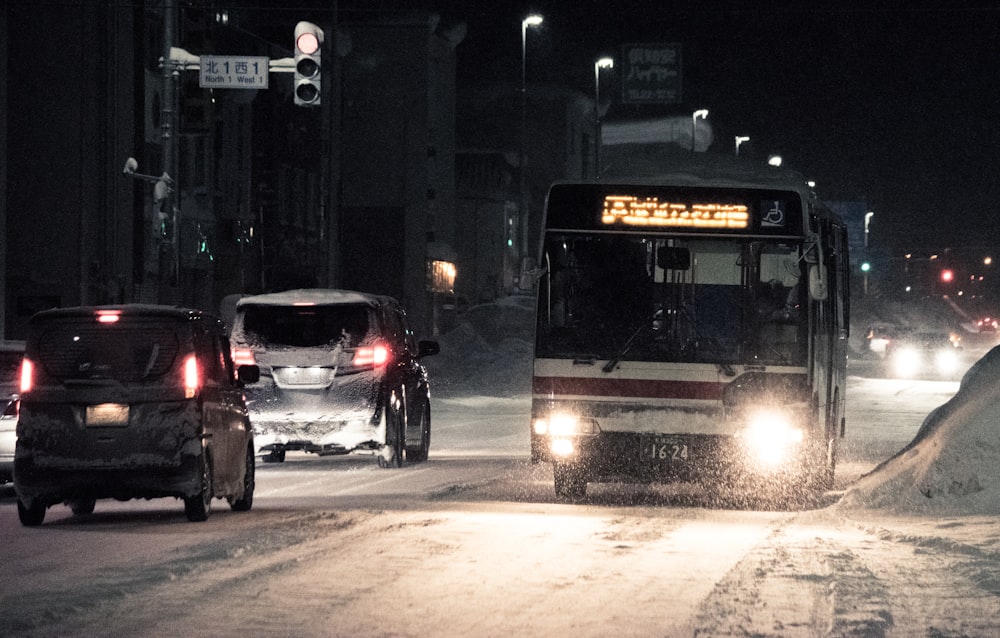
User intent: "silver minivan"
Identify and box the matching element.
[230,289,439,467]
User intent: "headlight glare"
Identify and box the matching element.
[533,418,548,435]
[550,438,575,457]
[935,349,958,374]
[892,346,920,376]
[544,413,597,436]
[739,409,803,466]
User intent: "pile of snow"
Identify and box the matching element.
[424,295,535,398]
[840,345,1000,515]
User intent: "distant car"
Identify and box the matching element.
[0,340,25,484]
[13,305,260,526]
[885,331,962,379]
[976,316,998,333]
[865,324,902,357]
[230,289,439,467]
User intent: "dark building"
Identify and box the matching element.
[0,1,465,339]
[1,1,599,340]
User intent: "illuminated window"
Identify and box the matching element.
[426,260,456,294]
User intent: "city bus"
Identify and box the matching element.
[530,173,849,500]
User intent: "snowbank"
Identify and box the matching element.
[840,345,1000,515]
[424,295,535,398]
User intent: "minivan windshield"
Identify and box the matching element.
[239,304,373,349]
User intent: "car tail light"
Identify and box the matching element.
[96,309,121,323]
[19,358,34,394]
[232,347,256,367]
[182,354,201,398]
[353,343,390,368]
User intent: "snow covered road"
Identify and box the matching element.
[5,372,1000,636]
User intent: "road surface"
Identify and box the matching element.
[4,368,1000,637]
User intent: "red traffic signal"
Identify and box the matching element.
[294,21,324,106]
[940,269,954,283]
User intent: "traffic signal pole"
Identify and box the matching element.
[161,0,180,298]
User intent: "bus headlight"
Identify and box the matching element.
[535,413,598,436]
[738,409,803,466]
[534,413,598,458]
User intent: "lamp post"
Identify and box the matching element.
[735,135,750,156]
[519,14,543,264]
[864,211,874,296]
[691,109,708,152]
[593,56,614,178]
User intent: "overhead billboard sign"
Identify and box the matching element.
[621,43,682,104]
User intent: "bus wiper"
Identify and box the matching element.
[602,325,651,373]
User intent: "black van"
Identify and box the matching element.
[13,305,260,526]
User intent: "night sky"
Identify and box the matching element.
[432,0,1000,254]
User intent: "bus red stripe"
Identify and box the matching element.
[533,376,724,401]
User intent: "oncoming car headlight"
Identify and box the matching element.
[892,346,921,377]
[738,409,804,467]
[934,348,958,375]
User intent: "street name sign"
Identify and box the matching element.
[199,56,269,89]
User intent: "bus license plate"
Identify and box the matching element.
[641,435,690,463]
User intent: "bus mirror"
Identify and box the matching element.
[808,264,829,301]
[657,246,691,270]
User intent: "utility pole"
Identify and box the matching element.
[161,0,179,301]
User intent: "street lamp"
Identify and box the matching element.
[519,13,543,266]
[691,109,708,152]
[864,211,874,296]
[594,56,614,178]
[735,135,750,156]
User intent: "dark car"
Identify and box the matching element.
[13,305,260,526]
[230,289,439,467]
[0,340,25,484]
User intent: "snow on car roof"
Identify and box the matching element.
[235,288,387,308]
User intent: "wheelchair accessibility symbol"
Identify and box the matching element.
[762,200,785,227]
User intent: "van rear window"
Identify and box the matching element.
[239,304,371,349]
[34,318,181,382]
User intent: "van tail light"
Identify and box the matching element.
[183,354,201,398]
[353,343,390,368]
[96,309,121,323]
[19,358,34,394]
[232,347,257,367]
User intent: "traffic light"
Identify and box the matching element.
[860,261,871,273]
[940,269,954,283]
[294,21,324,106]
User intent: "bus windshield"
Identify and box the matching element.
[536,234,807,366]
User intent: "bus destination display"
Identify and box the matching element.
[601,195,750,229]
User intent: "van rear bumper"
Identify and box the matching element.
[13,451,203,509]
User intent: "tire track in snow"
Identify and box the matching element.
[691,518,894,636]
